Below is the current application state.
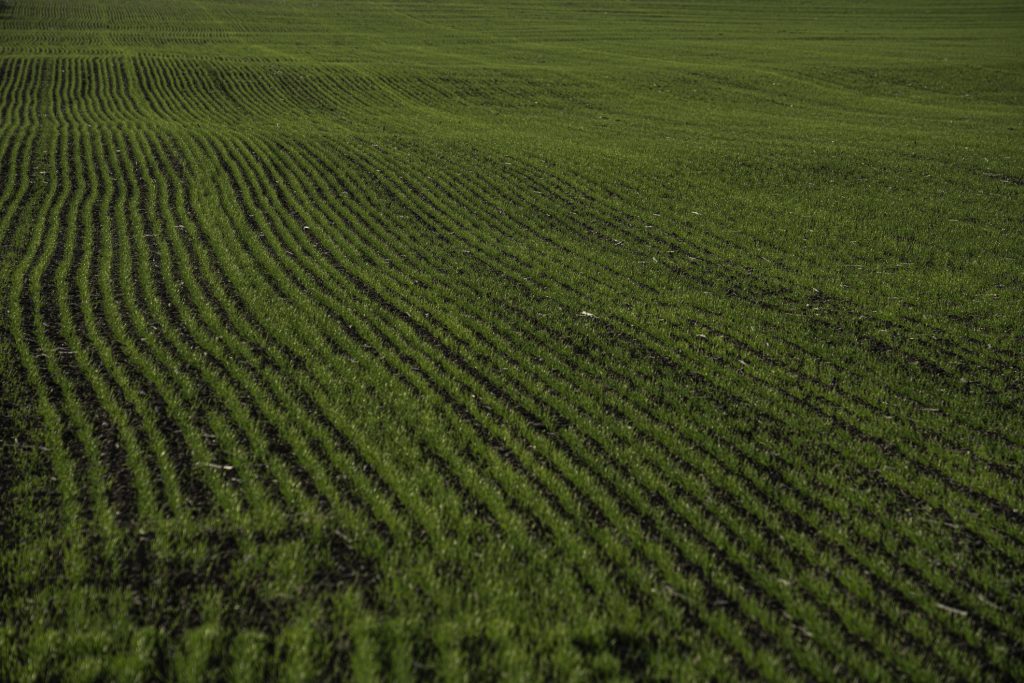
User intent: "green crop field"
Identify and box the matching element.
[1,0,1023,679]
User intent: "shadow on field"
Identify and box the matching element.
[122,525,380,632]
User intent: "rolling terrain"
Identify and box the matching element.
[1,0,1023,679]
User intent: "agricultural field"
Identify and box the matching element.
[1,0,1023,679]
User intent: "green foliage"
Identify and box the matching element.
[1,0,1022,679]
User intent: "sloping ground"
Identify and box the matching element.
[1,0,1023,679]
